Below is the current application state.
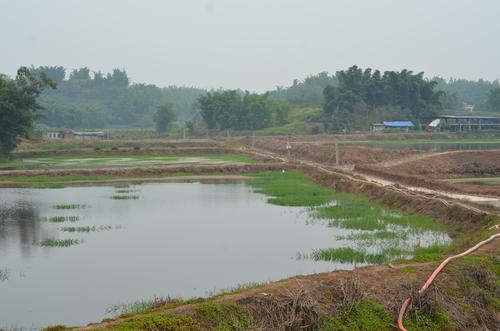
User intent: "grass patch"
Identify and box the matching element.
[195,301,249,330]
[38,239,81,247]
[94,313,200,331]
[106,296,185,317]
[247,172,334,206]
[41,326,67,331]
[321,300,393,330]
[408,244,449,263]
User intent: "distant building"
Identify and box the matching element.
[430,115,500,132]
[371,121,415,132]
[46,130,106,140]
[463,102,475,113]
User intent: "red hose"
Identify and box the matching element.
[397,233,500,331]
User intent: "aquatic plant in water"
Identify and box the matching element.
[111,195,139,200]
[0,268,8,281]
[248,172,450,265]
[53,204,87,210]
[38,239,81,247]
[43,216,80,223]
[60,225,113,232]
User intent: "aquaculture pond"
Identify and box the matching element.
[0,174,450,329]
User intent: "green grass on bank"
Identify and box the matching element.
[247,172,335,206]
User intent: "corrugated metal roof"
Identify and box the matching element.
[436,115,499,120]
[383,121,414,127]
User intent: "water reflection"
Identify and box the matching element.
[0,200,48,257]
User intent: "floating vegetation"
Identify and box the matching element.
[0,268,9,281]
[60,225,114,232]
[38,239,81,247]
[111,195,139,200]
[53,204,87,210]
[43,216,80,223]
[115,189,138,194]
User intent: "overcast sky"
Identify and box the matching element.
[1,0,499,91]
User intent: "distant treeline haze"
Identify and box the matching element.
[29,65,500,131]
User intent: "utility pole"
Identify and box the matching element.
[183,128,186,140]
[286,135,291,158]
[252,131,255,147]
[335,142,339,168]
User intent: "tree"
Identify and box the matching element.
[154,103,176,134]
[0,67,55,156]
[31,65,66,84]
[323,66,444,131]
[69,67,91,81]
[488,87,500,112]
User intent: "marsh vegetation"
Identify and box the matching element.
[248,172,450,264]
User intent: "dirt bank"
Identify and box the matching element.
[241,136,419,167]
[76,242,499,331]
[0,163,288,186]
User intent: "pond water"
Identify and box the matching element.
[0,181,449,330]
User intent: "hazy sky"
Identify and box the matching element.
[1,0,499,91]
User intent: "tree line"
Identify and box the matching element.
[31,66,204,129]
[198,91,290,130]
[322,66,444,131]
[0,68,54,156]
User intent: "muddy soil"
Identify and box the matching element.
[241,137,419,167]
[381,150,500,178]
